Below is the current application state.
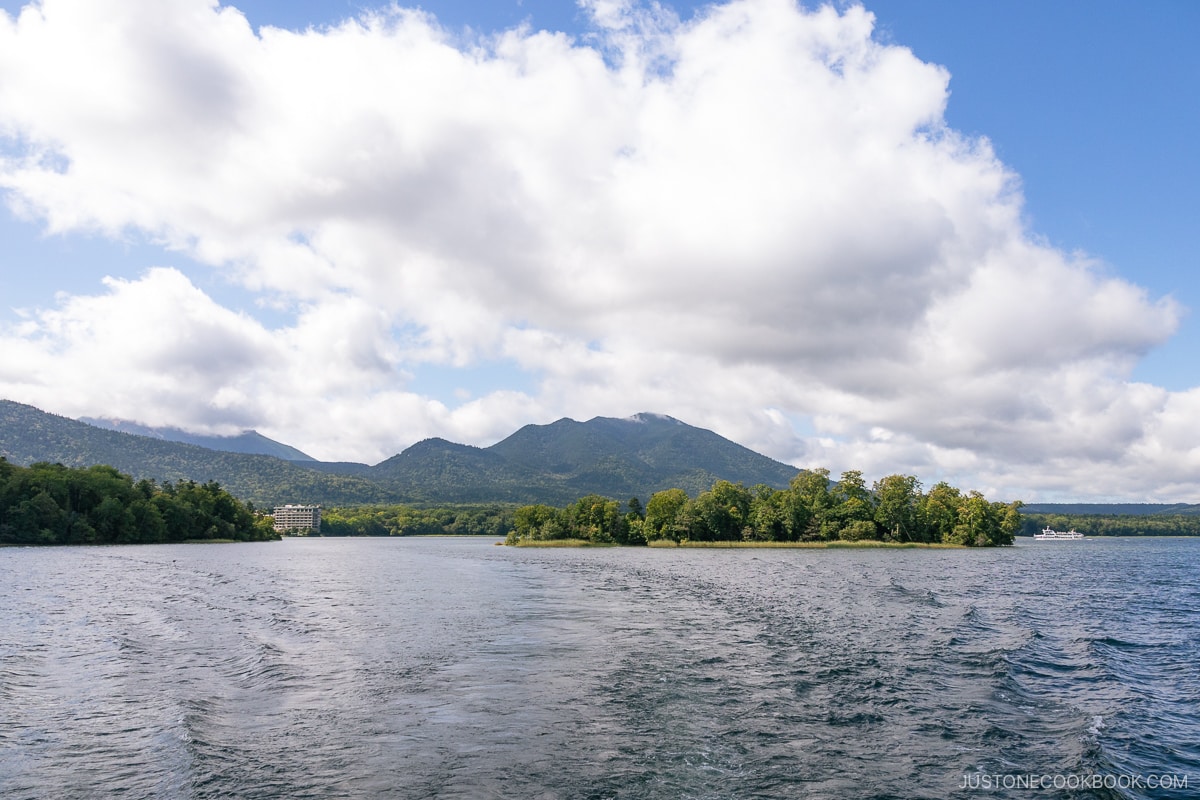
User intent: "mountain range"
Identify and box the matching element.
[5,400,1196,515]
[79,416,316,461]
[0,400,801,507]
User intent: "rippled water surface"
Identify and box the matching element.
[2,537,1198,799]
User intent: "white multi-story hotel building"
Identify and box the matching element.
[272,504,321,533]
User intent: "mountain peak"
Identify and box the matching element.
[3,399,800,506]
[623,412,682,425]
[401,436,482,454]
[485,410,798,500]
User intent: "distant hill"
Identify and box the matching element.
[13,399,1198,514]
[1,401,804,508]
[371,437,561,503]
[1022,503,1200,516]
[370,413,802,505]
[1,400,386,508]
[486,412,801,498]
[79,417,316,461]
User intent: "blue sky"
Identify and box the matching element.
[868,0,1200,391]
[1,0,1197,501]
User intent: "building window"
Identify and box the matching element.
[272,504,321,533]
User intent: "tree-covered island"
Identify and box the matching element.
[505,469,1021,547]
[0,458,278,545]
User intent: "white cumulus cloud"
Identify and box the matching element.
[0,0,1190,499]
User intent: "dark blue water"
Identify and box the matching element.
[1,537,1197,798]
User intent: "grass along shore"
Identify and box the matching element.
[509,538,965,548]
[509,538,618,547]
[649,539,965,548]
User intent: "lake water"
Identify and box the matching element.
[2,537,1197,799]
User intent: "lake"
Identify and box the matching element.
[2,537,1197,798]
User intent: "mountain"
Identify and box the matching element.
[0,400,386,508]
[370,438,562,503]
[1,400,801,507]
[79,417,315,461]
[486,412,800,498]
[367,413,801,505]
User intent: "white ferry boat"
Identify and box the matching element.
[1033,526,1085,540]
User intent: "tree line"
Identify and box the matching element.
[1021,513,1200,537]
[0,459,277,545]
[505,469,1021,547]
[319,504,516,537]
[0,401,393,509]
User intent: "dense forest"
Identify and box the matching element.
[0,400,391,507]
[1021,513,1200,537]
[318,504,516,537]
[506,469,1021,547]
[0,458,277,545]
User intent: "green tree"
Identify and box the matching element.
[838,519,879,542]
[831,470,877,540]
[996,501,1022,546]
[873,474,921,542]
[10,491,67,544]
[645,488,689,542]
[624,497,647,545]
[919,482,961,544]
[749,484,787,542]
[92,495,135,543]
[627,497,644,520]
[131,499,168,543]
[566,495,625,543]
[510,504,566,542]
[688,480,752,541]
[785,468,833,541]
[951,491,998,546]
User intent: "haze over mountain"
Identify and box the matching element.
[1,400,389,508]
[79,417,315,461]
[1,400,800,507]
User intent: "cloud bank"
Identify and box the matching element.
[0,0,1191,500]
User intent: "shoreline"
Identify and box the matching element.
[510,539,968,549]
[649,539,967,549]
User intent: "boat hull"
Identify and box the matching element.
[1033,527,1085,540]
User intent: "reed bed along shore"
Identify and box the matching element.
[647,539,965,549]
[510,538,617,547]
[509,538,964,548]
